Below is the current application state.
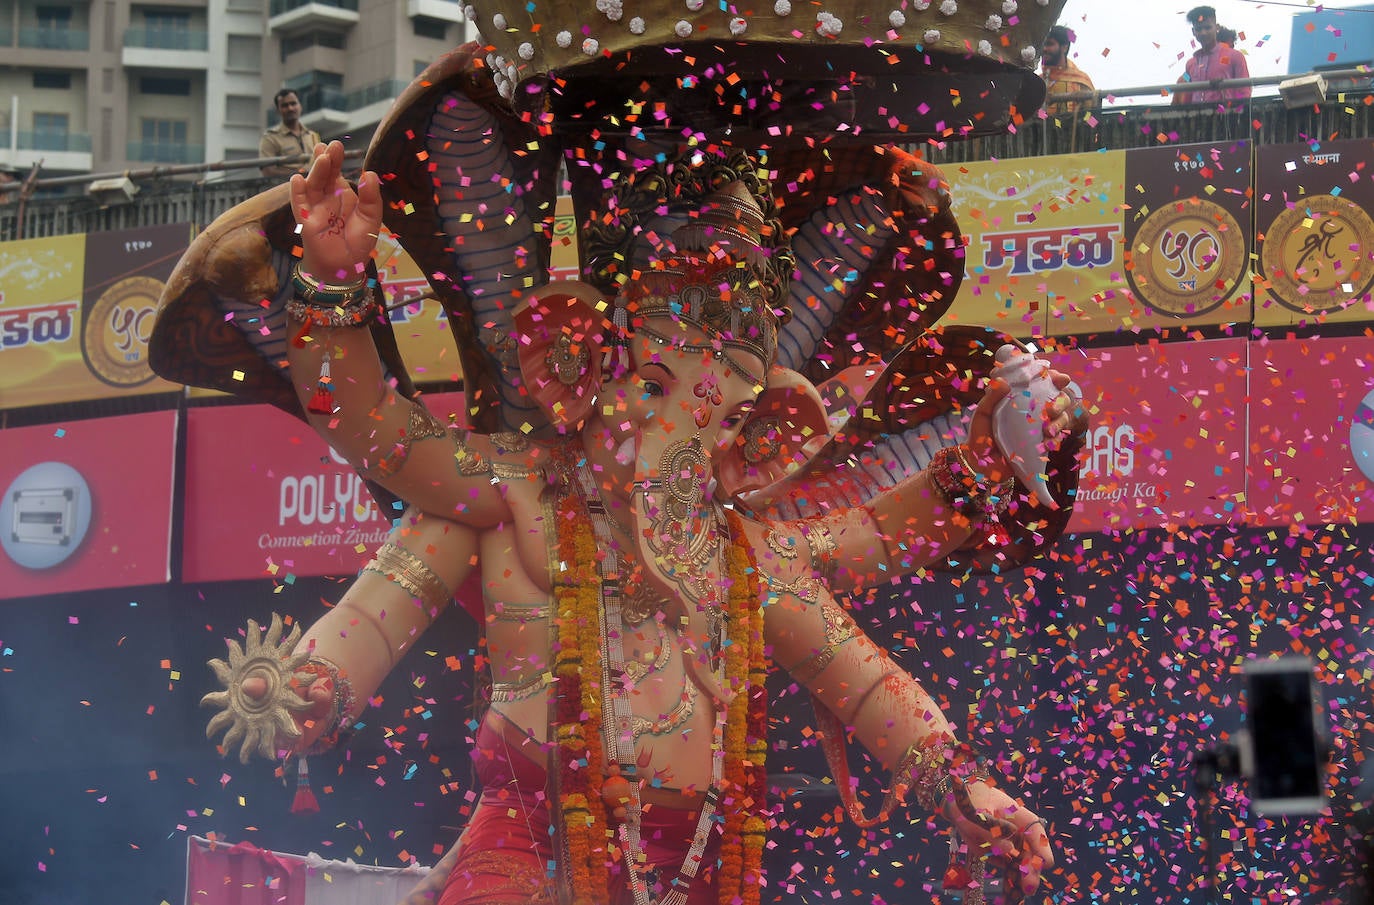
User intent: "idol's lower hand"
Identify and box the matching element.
[1042,369,1088,440]
[963,374,1014,482]
[946,775,1054,901]
[201,614,338,762]
[289,140,383,283]
[239,671,336,756]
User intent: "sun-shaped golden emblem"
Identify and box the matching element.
[201,613,313,763]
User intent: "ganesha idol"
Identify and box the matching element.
[150,2,1087,904]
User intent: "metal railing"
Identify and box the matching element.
[16,26,89,50]
[269,0,358,16]
[0,150,365,240]
[11,131,94,153]
[4,74,1374,242]
[122,26,210,51]
[919,72,1374,165]
[346,79,411,110]
[125,143,207,165]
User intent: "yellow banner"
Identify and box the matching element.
[0,226,193,409]
[947,152,1124,337]
[0,234,89,408]
[946,143,1253,337]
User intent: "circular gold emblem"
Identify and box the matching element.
[82,275,165,387]
[1260,194,1374,314]
[1128,199,1247,317]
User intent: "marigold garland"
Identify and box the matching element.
[722,510,767,905]
[553,476,768,905]
[554,490,609,905]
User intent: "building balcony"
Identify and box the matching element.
[122,27,211,69]
[17,26,90,50]
[290,84,349,135]
[126,142,206,165]
[286,79,408,137]
[406,0,465,24]
[268,0,359,35]
[344,78,409,124]
[0,131,93,173]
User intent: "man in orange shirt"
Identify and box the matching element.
[1041,24,1095,116]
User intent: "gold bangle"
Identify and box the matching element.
[361,543,453,610]
[294,264,368,295]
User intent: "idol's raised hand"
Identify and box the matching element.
[289,140,383,283]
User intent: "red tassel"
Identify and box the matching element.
[291,757,320,814]
[306,355,335,415]
[291,318,314,349]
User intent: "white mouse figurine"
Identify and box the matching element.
[990,344,1060,509]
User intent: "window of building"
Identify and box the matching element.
[284,70,344,111]
[280,30,345,59]
[139,9,191,47]
[225,34,261,71]
[35,5,73,29]
[142,118,188,145]
[32,71,73,90]
[142,10,190,30]
[32,112,70,151]
[138,118,190,162]
[139,76,193,96]
[34,4,73,47]
[412,16,447,40]
[225,94,260,125]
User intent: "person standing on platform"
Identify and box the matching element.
[1174,6,1251,106]
[259,89,321,178]
[1041,25,1095,116]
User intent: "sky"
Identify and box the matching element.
[1053,0,1374,103]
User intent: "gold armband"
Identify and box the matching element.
[796,518,837,580]
[362,542,453,610]
[784,596,859,686]
[363,402,450,479]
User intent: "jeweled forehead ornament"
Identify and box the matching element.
[587,151,793,390]
[626,256,772,390]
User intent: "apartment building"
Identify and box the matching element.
[0,0,467,178]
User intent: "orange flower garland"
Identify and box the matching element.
[553,472,768,905]
[554,490,610,905]
[722,510,767,905]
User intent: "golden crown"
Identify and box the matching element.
[468,0,1066,95]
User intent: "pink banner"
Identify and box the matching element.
[182,393,464,583]
[1049,338,1250,533]
[1247,335,1374,526]
[0,411,175,598]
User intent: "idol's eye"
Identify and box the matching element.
[642,380,665,397]
[721,414,744,430]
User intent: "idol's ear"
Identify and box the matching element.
[513,280,612,432]
[718,367,830,498]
